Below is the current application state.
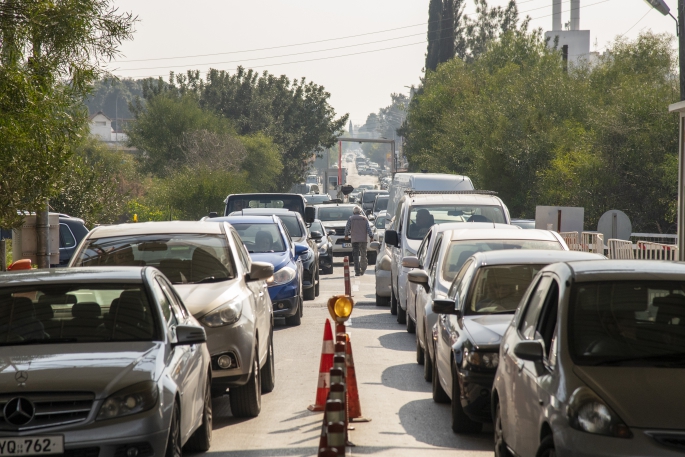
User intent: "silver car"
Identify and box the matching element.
[0,267,212,456]
[69,221,274,418]
[493,260,685,457]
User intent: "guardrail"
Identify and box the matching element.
[561,231,679,260]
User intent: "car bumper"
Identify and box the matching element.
[375,269,391,297]
[271,295,299,318]
[331,235,372,255]
[459,370,496,422]
[554,427,685,457]
[205,314,256,387]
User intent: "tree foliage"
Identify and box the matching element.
[405,30,679,232]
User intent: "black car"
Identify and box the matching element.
[360,189,387,215]
[309,219,334,275]
[58,214,89,265]
[223,193,307,219]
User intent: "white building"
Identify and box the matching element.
[544,0,591,67]
[88,111,130,145]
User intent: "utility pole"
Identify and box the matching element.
[679,0,685,100]
[36,199,50,268]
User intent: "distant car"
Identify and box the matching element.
[305,203,375,262]
[58,214,89,265]
[69,221,275,417]
[214,215,306,327]
[304,194,332,205]
[372,195,389,218]
[511,219,536,230]
[427,250,604,434]
[360,189,388,215]
[492,260,685,457]
[309,219,334,274]
[0,267,213,454]
[229,209,319,300]
[223,193,307,219]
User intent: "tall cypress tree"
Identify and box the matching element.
[437,0,455,66]
[425,0,443,71]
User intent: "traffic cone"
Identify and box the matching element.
[308,319,335,411]
[345,334,371,422]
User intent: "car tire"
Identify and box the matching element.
[406,314,416,333]
[324,264,334,275]
[416,335,424,365]
[451,363,482,433]
[424,326,433,382]
[229,346,261,418]
[397,303,406,325]
[164,402,182,457]
[376,294,389,306]
[314,271,320,297]
[261,332,276,393]
[494,402,513,457]
[536,435,556,457]
[286,300,302,326]
[304,284,315,301]
[367,251,377,265]
[390,287,398,315]
[185,374,212,452]
[432,342,450,403]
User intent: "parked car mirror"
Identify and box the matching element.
[513,340,544,362]
[309,231,323,240]
[208,211,218,218]
[304,206,316,224]
[368,214,375,221]
[294,244,309,257]
[174,325,207,346]
[369,241,380,251]
[247,261,274,282]
[402,256,420,269]
[327,230,336,236]
[385,230,399,247]
[408,269,430,293]
[432,298,462,317]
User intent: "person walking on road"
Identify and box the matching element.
[344,206,374,276]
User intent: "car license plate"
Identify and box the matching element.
[0,437,64,456]
[342,243,352,248]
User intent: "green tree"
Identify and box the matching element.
[0,0,135,228]
[239,133,284,192]
[425,0,444,71]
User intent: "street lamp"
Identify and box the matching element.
[643,0,684,99]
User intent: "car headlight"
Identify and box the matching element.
[318,243,329,253]
[463,349,499,369]
[202,299,243,327]
[97,381,158,421]
[567,387,632,438]
[267,267,296,287]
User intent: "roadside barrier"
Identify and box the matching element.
[560,231,580,251]
[308,319,335,411]
[607,239,634,259]
[343,256,351,296]
[581,232,604,254]
[636,241,679,260]
[561,232,680,260]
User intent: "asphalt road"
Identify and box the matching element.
[201,265,494,457]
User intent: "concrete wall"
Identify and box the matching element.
[544,30,591,67]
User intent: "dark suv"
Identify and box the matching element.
[58,214,89,265]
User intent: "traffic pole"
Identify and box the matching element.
[343,256,351,296]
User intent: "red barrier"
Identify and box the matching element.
[308,320,335,411]
[343,256,351,296]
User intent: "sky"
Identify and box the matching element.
[108,0,678,127]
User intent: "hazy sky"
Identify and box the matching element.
[108,0,677,126]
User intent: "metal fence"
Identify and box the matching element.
[561,231,679,260]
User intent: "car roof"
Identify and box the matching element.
[471,250,605,266]
[0,267,147,285]
[433,222,515,234]
[447,228,560,242]
[88,221,223,238]
[565,259,685,282]
[214,215,279,224]
[239,208,292,214]
[403,193,502,205]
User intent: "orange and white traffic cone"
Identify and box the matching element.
[346,334,371,422]
[308,319,335,411]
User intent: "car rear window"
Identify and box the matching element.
[232,223,286,253]
[227,195,304,216]
[318,207,356,221]
[408,205,507,240]
[467,265,546,315]
[277,215,303,238]
[0,285,159,344]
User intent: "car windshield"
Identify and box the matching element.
[0,285,159,345]
[309,221,324,235]
[374,197,389,211]
[277,215,303,237]
[73,234,235,285]
[227,195,303,215]
[375,216,386,229]
[305,195,330,204]
[442,240,562,282]
[570,281,685,366]
[318,207,356,221]
[363,192,386,203]
[467,265,545,315]
[232,223,286,253]
[408,205,507,240]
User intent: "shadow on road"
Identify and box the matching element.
[379,363,430,392]
[377,331,415,352]
[349,310,404,331]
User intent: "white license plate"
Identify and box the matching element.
[0,437,64,456]
[342,243,352,248]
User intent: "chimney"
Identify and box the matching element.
[552,0,562,31]
[570,0,580,30]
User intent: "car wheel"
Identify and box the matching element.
[376,294,389,306]
[494,402,512,457]
[367,251,377,265]
[164,402,182,457]
[185,374,212,452]
[397,303,406,325]
[286,299,302,326]
[390,286,398,315]
[451,363,482,433]
[423,326,433,382]
[406,314,416,333]
[304,279,316,300]
[416,335,424,365]
[261,332,276,393]
[324,264,334,275]
[314,271,320,297]
[229,346,262,418]
[432,342,450,403]
[536,435,556,457]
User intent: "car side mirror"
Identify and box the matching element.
[385,230,399,248]
[294,244,309,257]
[432,298,462,317]
[402,256,420,269]
[309,231,323,240]
[327,230,336,236]
[408,269,430,293]
[208,212,218,218]
[369,241,380,251]
[174,325,207,346]
[514,340,544,362]
[247,261,274,282]
[304,207,316,224]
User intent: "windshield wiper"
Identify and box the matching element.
[591,352,685,366]
[0,338,79,346]
[191,276,229,284]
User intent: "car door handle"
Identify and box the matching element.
[259,291,265,297]
[503,344,509,355]
[517,361,524,373]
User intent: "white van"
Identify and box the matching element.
[383,192,511,324]
[387,173,474,217]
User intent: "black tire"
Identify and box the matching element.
[390,286,398,315]
[314,272,320,297]
[416,335,424,365]
[376,294,389,306]
[397,303,407,325]
[536,435,556,457]
[165,402,182,457]
[451,363,482,433]
[406,314,416,333]
[424,327,433,382]
[185,375,212,452]
[494,402,513,457]
[229,347,262,418]
[324,265,334,275]
[261,333,276,393]
[367,251,377,265]
[432,343,450,403]
[304,284,315,301]
[286,301,302,326]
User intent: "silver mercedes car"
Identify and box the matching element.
[0,267,211,457]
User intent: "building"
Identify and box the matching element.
[544,0,591,67]
[88,111,137,152]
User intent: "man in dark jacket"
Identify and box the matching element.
[344,206,374,276]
